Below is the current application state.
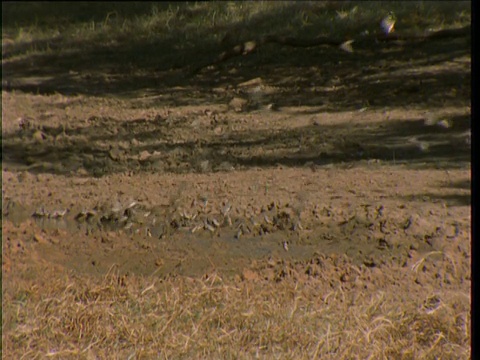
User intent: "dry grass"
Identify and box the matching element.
[3,258,470,360]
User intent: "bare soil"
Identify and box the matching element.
[2,34,471,358]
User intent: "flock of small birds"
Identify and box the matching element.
[337,10,397,53]
[31,197,304,246]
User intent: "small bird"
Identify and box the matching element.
[339,40,355,53]
[380,12,396,35]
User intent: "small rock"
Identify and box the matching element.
[155,258,164,267]
[131,138,140,146]
[76,168,89,176]
[229,97,248,112]
[242,268,259,281]
[32,130,47,142]
[138,150,151,161]
[238,77,263,88]
[198,160,210,173]
[215,161,234,172]
[108,148,123,161]
[33,233,48,244]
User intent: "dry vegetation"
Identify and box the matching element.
[3,258,470,359]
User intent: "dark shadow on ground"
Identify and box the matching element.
[398,192,470,207]
[2,111,471,177]
[2,2,471,176]
[442,178,471,190]
[2,3,471,111]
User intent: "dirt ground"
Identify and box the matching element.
[2,31,471,358]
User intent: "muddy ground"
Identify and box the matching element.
[2,29,471,357]
[2,32,471,275]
